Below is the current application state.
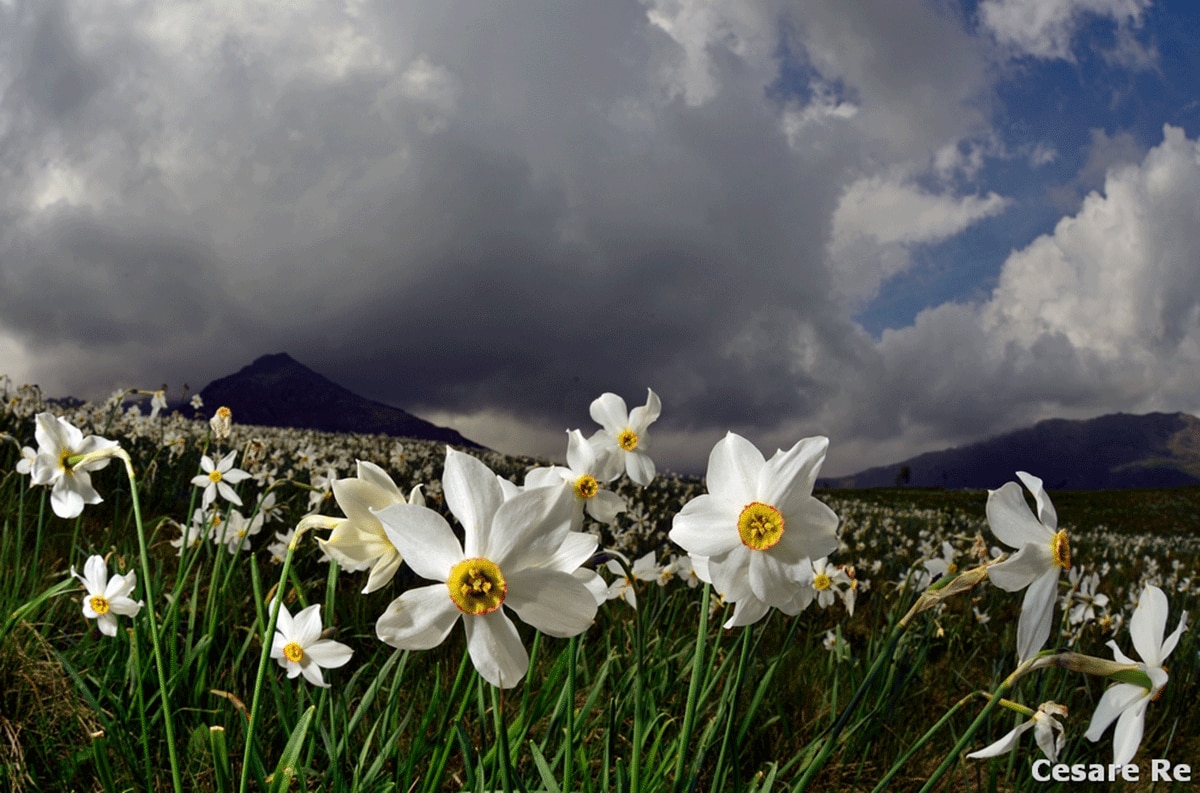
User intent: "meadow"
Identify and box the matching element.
[0,380,1196,792]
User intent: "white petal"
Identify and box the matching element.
[376,585,460,650]
[705,433,762,506]
[1015,471,1057,531]
[628,388,661,433]
[967,720,1033,759]
[1129,585,1169,666]
[589,393,629,432]
[1016,568,1060,662]
[82,555,108,594]
[723,595,770,628]
[373,503,462,582]
[747,548,803,608]
[1159,611,1189,662]
[986,544,1051,592]
[292,604,324,645]
[442,448,505,545]
[986,482,1051,549]
[669,495,741,557]
[585,490,626,524]
[355,460,404,501]
[624,452,656,487]
[758,436,827,511]
[362,552,404,594]
[564,429,596,473]
[304,639,353,670]
[51,481,87,519]
[504,568,597,637]
[486,485,572,570]
[1085,683,1146,742]
[465,610,528,689]
[1111,697,1150,766]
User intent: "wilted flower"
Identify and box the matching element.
[1085,585,1188,766]
[269,600,353,688]
[968,702,1069,763]
[210,406,232,439]
[985,472,1071,662]
[30,412,120,519]
[71,555,143,637]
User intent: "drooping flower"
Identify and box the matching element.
[968,702,1069,763]
[1085,585,1188,766]
[71,555,143,637]
[269,600,353,688]
[191,450,251,509]
[374,447,597,688]
[30,412,121,519]
[319,461,420,593]
[209,406,232,439]
[669,433,839,627]
[588,389,661,486]
[525,430,626,530]
[985,472,1072,662]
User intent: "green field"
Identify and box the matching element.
[1,391,1196,792]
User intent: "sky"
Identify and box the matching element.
[3,0,1200,478]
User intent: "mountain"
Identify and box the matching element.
[187,353,483,448]
[825,412,1200,490]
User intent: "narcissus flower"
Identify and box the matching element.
[985,472,1072,662]
[669,433,839,627]
[373,448,597,688]
[1085,585,1188,766]
[30,412,120,519]
[588,389,661,486]
[191,450,251,509]
[319,461,420,593]
[525,430,626,530]
[269,600,353,688]
[71,555,143,637]
[968,702,1069,763]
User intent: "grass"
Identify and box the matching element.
[0,397,1197,792]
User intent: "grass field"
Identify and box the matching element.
[1,386,1196,792]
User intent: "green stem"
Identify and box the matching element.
[713,624,755,791]
[564,634,578,793]
[673,582,712,793]
[491,684,515,792]
[120,451,184,793]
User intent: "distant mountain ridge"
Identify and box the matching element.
[825,412,1200,490]
[189,353,483,449]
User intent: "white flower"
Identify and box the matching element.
[1068,569,1110,626]
[985,472,1071,663]
[214,508,263,554]
[149,389,168,420]
[588,389,661,486]
[318,461,419,593]
[15,445,36,475]
[525,430,626,529]
[30,412,120,519]
[373,448,597,688]
[603,550,660,608]
[669,433,839,627]
[270,600,353,688]
[71,555,143,637]
[968,702,1069,763]
[190,450,251,509]
[1085,585,1188,766]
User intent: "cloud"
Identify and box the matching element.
[978,0,1153,61]
[836,125,1200,471]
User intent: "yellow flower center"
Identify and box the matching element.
[813,573,832,591]
[447,557,507,615]
[283,642,304,663]
[947,562,958,575]
[209,469,223,483]
[89,595,110,615]
[217,407,232,420]
[60,450,73,471]
[737,502,785,551]
[573,474,599,500]
[1051,530,1070,570]
[617,428,639,451]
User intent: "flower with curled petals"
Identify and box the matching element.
[1085,584,1188,766]
[968,702,1069,763]
[318,461,420,593]
[30,412,120,519]
[269,600,353,688]
[373,447,598,688]
[985,472,1072,662]
[588,389,660,486]
[669,432,839,628]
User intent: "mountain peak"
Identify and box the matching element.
[194,353,483,448]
